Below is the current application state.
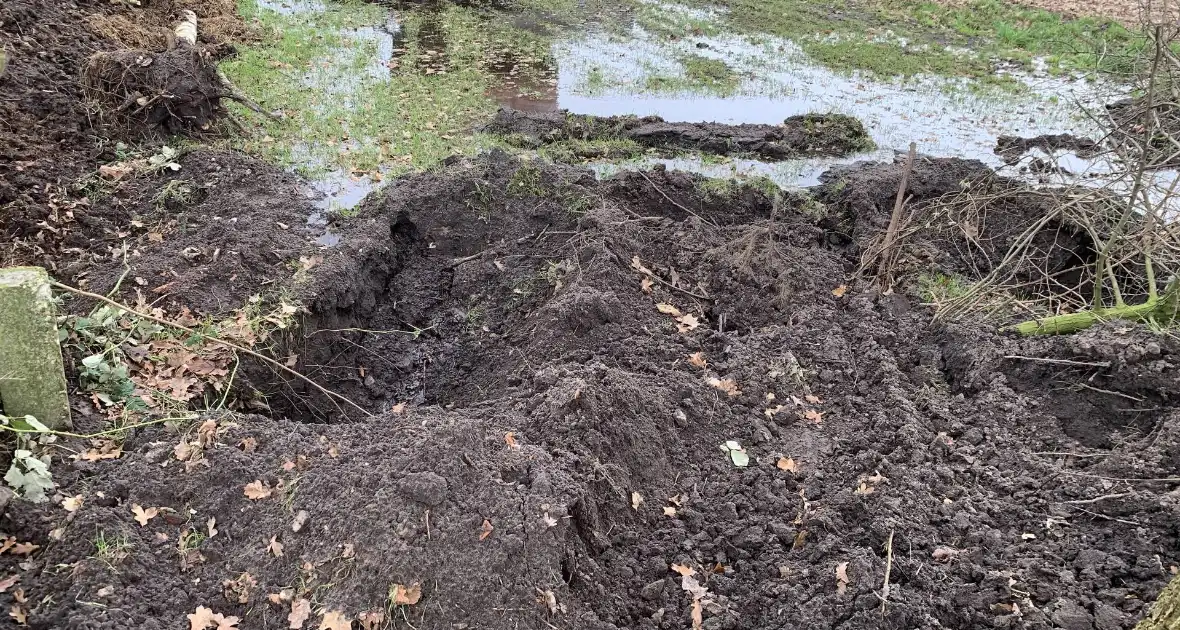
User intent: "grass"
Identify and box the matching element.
[670,0,1145,81]
[93,530,131,569]
[917,271,971,305]
[224,0,557,178]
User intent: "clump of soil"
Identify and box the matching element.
[9,151,1178,630]
[1107,97,1180,169]
[995,133,1102,165]
[484,107,875,160]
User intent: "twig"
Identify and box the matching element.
[879,529,895,616]
[1069,505,1142,526]
[630,256,712,301]
[1063,492,1133,505]
[50,281,373,418]
[875,143,917,288]
[639,172,718,228]
[1002,355,1111,368]
[216,69,280,120]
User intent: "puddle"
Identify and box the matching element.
[255,0,326,15]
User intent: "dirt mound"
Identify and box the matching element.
[483,107,875,160]
[995,133,1102,165]
[12,151,1178,630]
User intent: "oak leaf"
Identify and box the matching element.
[132,504,159,527]
[244,481,273,500]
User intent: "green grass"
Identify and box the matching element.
[674,0,1146,80]
[917,271,971,305]
[224,0,556,178]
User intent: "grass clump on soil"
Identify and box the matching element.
[223,0,555,178]
[680,0,1144,81]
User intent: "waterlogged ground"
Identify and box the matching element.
[224,0,1141,215]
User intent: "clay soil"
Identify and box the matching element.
[2,2,1180,630]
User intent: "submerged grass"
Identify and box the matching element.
[223,0,556,177]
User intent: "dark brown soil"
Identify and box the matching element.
[995,134,1102,165]
[6,150,1179,630]
[483,107,876,160]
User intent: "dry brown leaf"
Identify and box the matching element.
[197,419,218,448]
[282,460,297,472]
[357,610,386,630]
[505,432,520,449]
[687,352,707,368]
[630,256,656,276]
[12,588,26,603]
[691,599,703,630]
[267,535,284,557]
[680,574,708,599]
[0,575,18,593]
[663,506,677,517]
[62,495,83,512]
[174,441,195,461]
[207,517,218,538]
[764,405,785,418]
[676,313,700,333]
[9,604,26,626]
[9,543,37,556]
[542,512,558,527]
[244,480,273,500]
[802,409,824,424]
[792,530,808,550]
[390,582,422,606]
[776,457,799,473]
[670,563,695,576]
[390,401,407,414]
[238,437,258,452]
[631,491,644,510]
[932,546,960,562]
[188,606,240,630]
[706,377,741,397]
[223,573,257,605]
[479,519,494,541]
[656,303,682,317]
[835,562,850,595]
[319,610,351,630]
[132,504,159,527]
[292,510,310,533]
[288,598,311,629]
[832,284,848,297]
[804,394,822,404]
[640,277,654,294]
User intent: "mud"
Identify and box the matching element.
[484,107,875,161]
[8,151,1178,630]
[995,134,1103,165]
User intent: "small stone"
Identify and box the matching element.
[639,579,666,601]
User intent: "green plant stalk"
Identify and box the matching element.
[1010,278,1179,335]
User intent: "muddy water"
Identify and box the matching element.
[249,0,1149,236]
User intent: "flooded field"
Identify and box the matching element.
[229,0,1142,222]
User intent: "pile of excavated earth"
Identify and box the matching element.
[1,1,1178,630]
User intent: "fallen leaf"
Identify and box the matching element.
[292,510,310,532]
[835,562,850,595]
[687,352,707,368]
[357,610,386,630]
[10,605,26,625]
[62,495,83,512]
[656,303,682,317]
[267,535,284,557]
[505,432,520,449]
[0,575,17,593]
[390,401,407,414]
[721,441,749,467]
[691,599,703,630]
[188,606,240,630]
[223,572,257,605]
[132,504,159,527]
[238,437,258,452]
[288,598,311,629]
[479,519,494,541]
[764,405,785,418]
[630,256,656,276]
[631,491,644,510]
[319,610,351,630]
[542,512,558,527]
[207,517,218,538]
[804,394,822,404]
[389,582,422,606]
[676,313,700,333]
[802,409,824,423]
[538,588,558,614]
[341,543,355,558]
[832,285,848,297]
[9,543,37,556]
[670,563,695,576]
[244,481,273,500]
[680,574,709,599]
[663,506,677,517]
[776,457,799,473]
[707,377,741,397]
[282,460,297,472]
[932,546,960,562]
[640,277,654,294]
[1021,533,1037,540]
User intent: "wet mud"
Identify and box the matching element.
[484,107,875,160]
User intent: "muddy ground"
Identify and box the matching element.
[484,108,875,161]
[2,1,1180,630]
